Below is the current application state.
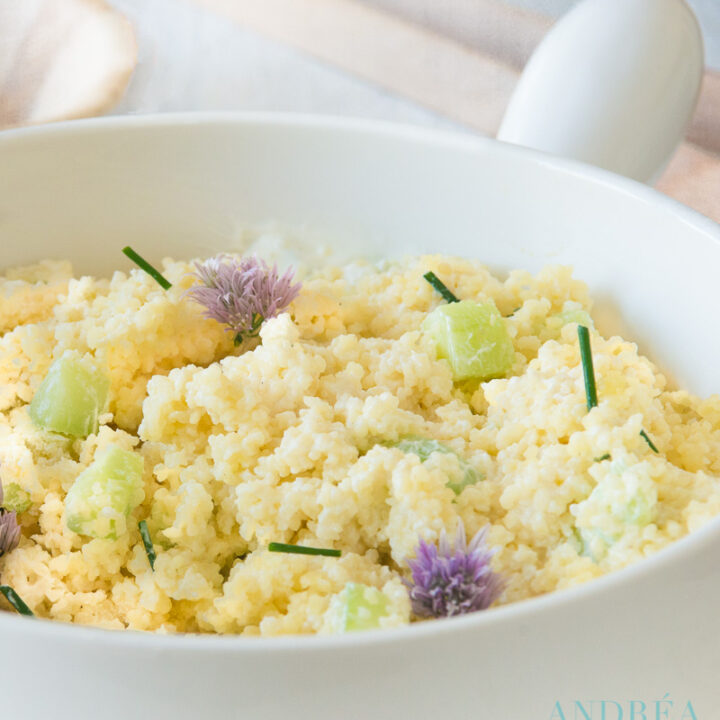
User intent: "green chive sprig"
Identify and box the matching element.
[640,430,659,453]
[122,246,172,290]
[423,271,459,303]
[268,542,341,558]
[577,325,598,411]
[0,585,34,616]
[138,520,156,571]
[594,453,611,463]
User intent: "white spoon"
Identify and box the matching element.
[497,0,705,184]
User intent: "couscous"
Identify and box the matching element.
[1,249,719,636]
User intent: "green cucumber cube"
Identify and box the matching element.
[391,437,482,494]
[576,528,615,563]
[30,353,109,438]
[422,300,514,381]
[340,583,390,632]
[556,308,593,328]
[547,302,594,336]
[2,484,31,513]
[574,458,657,562]
[65,445,145,539]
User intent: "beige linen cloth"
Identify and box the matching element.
[191,0,720,223]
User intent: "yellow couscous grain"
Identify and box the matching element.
[1,253,719,635]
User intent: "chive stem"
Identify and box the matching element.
[138,520,157,571]
[640,430,659,453]
[122,246,172,290]
[0,585,34,616]
[577,325,598,411]
[268,542,341,557]
[423,271,459,303]
[594,453,611,462]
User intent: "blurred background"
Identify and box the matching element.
[2,0,718,218]
[111,0,720,124]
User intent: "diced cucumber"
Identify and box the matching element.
[621,489,656,526]
[576,527,615,563]
[602,459,657,527]
[422,300,514,381]
[547,302,594,336]
[557,307,593,328]
[29,353,109,438]
[389,436,483,494]
[574,458,657,561]
[2,484,31,513]
[65,445,145,539]
[338,582,390,632]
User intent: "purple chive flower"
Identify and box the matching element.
[0,482,21,558]
[405,523,504,619]
[185,255,301,345]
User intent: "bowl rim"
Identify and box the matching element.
[1,111,719,650]
[1,110,718,239]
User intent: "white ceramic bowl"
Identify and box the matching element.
[1,115,719,719]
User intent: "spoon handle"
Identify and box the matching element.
[497,0,705,184]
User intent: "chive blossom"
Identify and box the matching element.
[122,246,172,290]
[186,255,301,345]
[138,520,156,571]
[423,271,459,303]
[0,585,33,616]
[405,523,504,618]
[577,325,598,410]
[268,542,341,557]
[640,430,659,453]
